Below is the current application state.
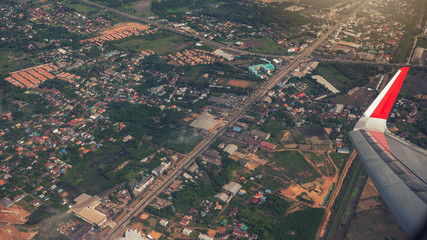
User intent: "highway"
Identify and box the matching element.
[92,0,370,238]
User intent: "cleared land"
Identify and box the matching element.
[101,22,149,35]
[0,205,30,225]
[214,78,258,88]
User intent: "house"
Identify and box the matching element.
[233,229,248,238]
[260,141,277,150]
[180,215,192,225]
[251,129,270,140]
[224,144,238,155]
[119,229,144,240]
[337,148,350,154]
[159,219,168,227]
[215,192,230,203]
[198,234,214,240]
[223,182,242,195]
[182,228,192,236]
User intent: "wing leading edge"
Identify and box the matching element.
[349,67,427,237]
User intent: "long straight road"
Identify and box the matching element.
[97,0,370,238]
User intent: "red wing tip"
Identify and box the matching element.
[370,67,409,120]
[400,66,410,73]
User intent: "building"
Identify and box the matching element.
[223,182,242,195]
[251,129,270,140]
[337,148,350,154]
[134,175,155,192]
[215,192,230,202]
[70,194,107,226]
[213,49,234,61]
[152,162,171,175]
[224,144,238,155]
[182,228,192,236]
[190,112,221,131]
[119,229,145,240]
[411,47,425,62]
[248,59,275,79]
[159,219,169,227]
[312,75,340,94]
[260,141,277,150]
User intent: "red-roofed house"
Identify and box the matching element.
[260,141,277,150]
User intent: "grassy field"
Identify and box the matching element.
[329,152,348,174]
[314,65,351,91]
[65,3,98,14]
[264,151,321,184]
[237,37,288,55]
[116,35,190,55]
[255,173,289,191]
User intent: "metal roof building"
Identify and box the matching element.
[190,112,220,131]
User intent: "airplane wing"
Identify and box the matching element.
[348,67,427,237]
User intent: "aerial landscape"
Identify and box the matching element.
[0,0,426,239]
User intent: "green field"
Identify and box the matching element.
[313,65,352,91]
[65,3,98,14]
[255,173,289,191]
[116,35,190,55]
[329,152,348,174]
[264,151,321,184]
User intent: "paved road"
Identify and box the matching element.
[80,0,287,58]
[95,0,370,238]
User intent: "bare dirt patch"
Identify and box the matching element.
[0,205,30,225]
[227,79,250,88]
[133,0,151,13]
[102,22,149,35]
[0,225,28,240]
[280,176,335,207]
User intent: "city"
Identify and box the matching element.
[0,0,426,239]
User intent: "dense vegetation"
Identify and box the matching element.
[105,101,201,153]
[151,0,309,31]
[274,207,325,239]
[172,178,219,213]
[238,195,290,238]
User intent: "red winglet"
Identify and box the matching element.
[370,67,409,119]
